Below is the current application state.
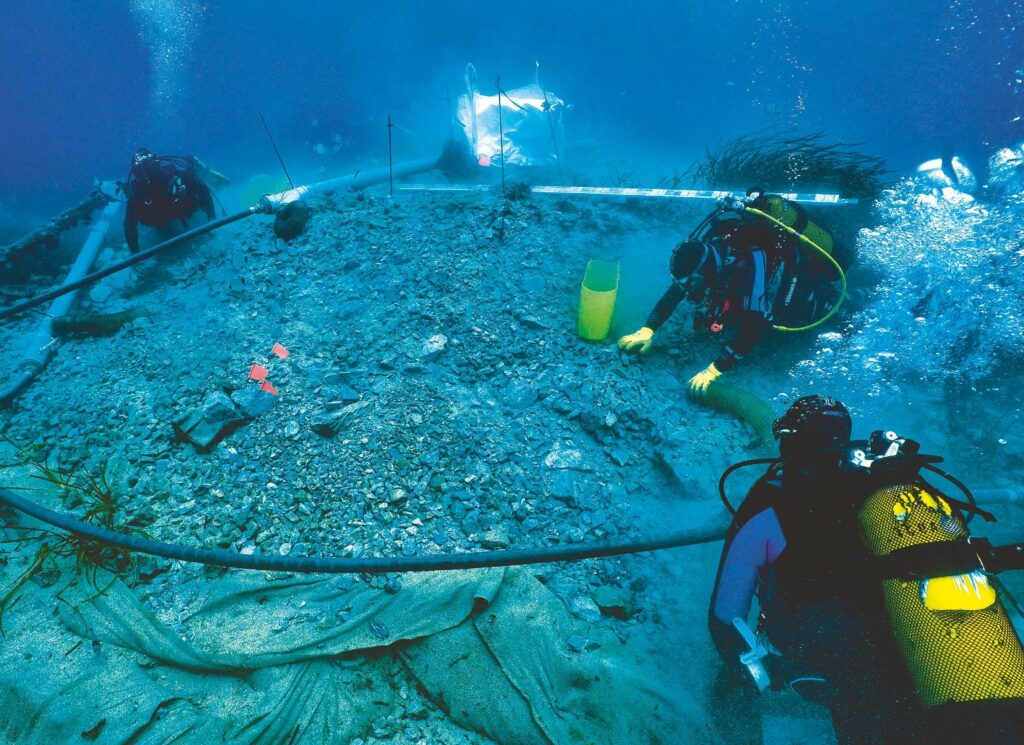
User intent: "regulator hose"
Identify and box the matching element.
[0,488,728,574]
[718,457,780,514]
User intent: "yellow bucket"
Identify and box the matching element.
[578,259,620,341]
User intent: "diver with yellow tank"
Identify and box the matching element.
[617,189,846,394]
[710,395,1024,744]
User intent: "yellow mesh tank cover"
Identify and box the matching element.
[858,482,1024,706]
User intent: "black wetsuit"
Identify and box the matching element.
[124,156,215,253]
[708,464,922,744]
[709,464,1024,743]
[646,216,790,370]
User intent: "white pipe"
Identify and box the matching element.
[399,183,860,206]
[261,156,441,213]
[1,199,123,405]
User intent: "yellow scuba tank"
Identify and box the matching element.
[854,432,1024,707]
[740,193,847,332]
[750,194,834,255]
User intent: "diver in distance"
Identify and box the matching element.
[709,395,1024,744]
[123,148,226,254]
[617,190,844,394]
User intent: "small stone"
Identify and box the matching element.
[504,383,537,410]
[591,586,638,620]
[202,392,241,424]
[231,385,276,418]
[608,445,632,467]
[552,398,574,415]
[407,700,429,720]
[478,526,510,549]
[420,334,448,362]
[565,634,599,653]
[279,543,293,556]
[566,635,587,653]
[337,385,361,404]
[570,595,602,623]
[544,442,587,470]
[550,470,577,503]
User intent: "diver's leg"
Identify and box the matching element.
[923,699,1024,744]
[768,605,921,744]
[711,664,764,745]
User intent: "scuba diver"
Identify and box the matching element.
[617,190,844,394]
[709,395,1024,744]
[123,148,226,254]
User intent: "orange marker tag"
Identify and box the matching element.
[248,364,269,382]
[478,155,491,167]
[260,381,279,396]
[270,342,289,360]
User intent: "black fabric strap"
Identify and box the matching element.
[876,537,1024,579]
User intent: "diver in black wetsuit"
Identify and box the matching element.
[617,191,839,394]
[708,395,1024,744]
[708,395,920,744]
[123,148,217,254]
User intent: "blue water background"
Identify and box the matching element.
[1,0,1020,216]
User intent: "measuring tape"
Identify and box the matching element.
[399,183,858,205]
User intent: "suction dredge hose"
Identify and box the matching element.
[691,382,776,447]
[0,488,728,574]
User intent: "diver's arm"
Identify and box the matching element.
[708,507,786,662]
[644,283,687,331]
[123,201,139,253]
[619,284,686,355]
[190,156,231,188]
[191,174,216,220]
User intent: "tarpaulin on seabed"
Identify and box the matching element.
[0,448,709,744]
[458,64,566,168]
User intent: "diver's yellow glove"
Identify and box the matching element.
[617,327,655,355]
[688,363,722,394]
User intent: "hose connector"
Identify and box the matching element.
[259,186,310,214]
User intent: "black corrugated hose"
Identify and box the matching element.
[0,208,258,322]
[0,488,728,574]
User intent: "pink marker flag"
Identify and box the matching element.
[260,381,279,396]
[270,342,289,359]
[248,364,269,382]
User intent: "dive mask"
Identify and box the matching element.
[670,239,715,300]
